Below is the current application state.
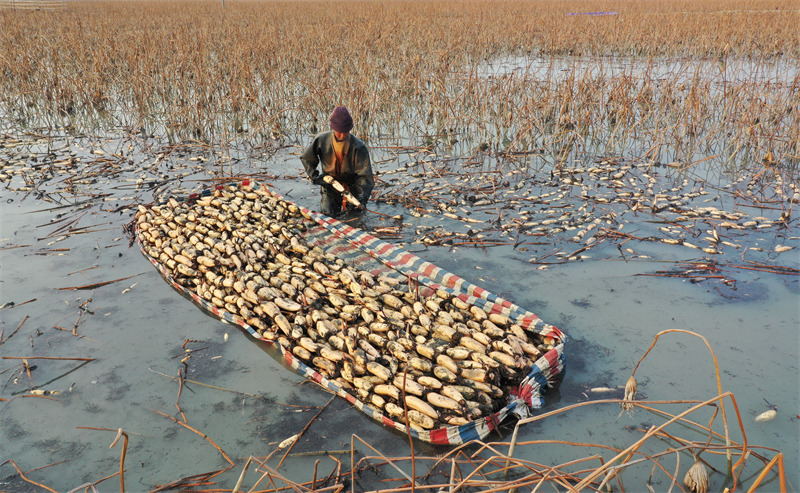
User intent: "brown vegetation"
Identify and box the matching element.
[0,0,797,168]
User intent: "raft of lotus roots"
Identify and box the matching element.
[134,183,565,435]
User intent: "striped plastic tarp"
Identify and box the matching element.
[137,179,566,445]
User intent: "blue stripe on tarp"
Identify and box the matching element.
[458,421,481,442]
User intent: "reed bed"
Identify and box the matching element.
[0,0,798,170]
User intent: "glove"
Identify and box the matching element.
[312,173,328,186]
[344,202,365,212]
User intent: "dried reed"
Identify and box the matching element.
[0,0,796,170]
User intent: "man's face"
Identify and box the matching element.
[334,131,350,142]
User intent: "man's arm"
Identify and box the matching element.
[300,137,325,184]
[351,145,374,206]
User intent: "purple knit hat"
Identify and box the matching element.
[330,106,354,133]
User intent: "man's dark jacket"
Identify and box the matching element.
[300,131,374,206]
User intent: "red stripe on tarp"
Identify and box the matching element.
[398,252,414,265]
[242,179,250,187]
[215,184,224,190]
[485,413,500,432]
[375,243,392,255]
[381,415,395,427]
[517,384,533,406]
[420,287,436,297]
[488,303,506,315]
[429,427,450,444]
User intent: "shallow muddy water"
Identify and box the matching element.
[0,132,797,492]
[481,53,798,81]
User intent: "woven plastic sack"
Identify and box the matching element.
[137,179,566,445]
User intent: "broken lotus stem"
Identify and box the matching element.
[109,428,128,493]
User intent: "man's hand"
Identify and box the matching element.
[344,202,365,212]
[323,175,346,193]
[312,174,328,186]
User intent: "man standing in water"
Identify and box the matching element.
[301,106,375,217]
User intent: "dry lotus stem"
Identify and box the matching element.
[684,457,709,493]
[134,185,560,431]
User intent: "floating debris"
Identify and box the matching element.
[278,434,299,449]
[755,409,777,422]
[755,398,778,422]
